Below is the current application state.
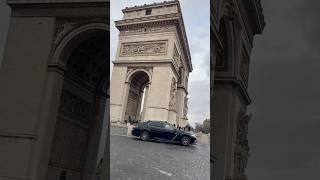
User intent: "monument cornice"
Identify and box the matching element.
[177,84,188,95]
[112,59,172,65]
[115,13,180,26]
[122,0,178,12]
[214,77,251,105]
[115,12,192,72]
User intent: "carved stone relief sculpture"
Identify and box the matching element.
[120,40,167,56]
[185,74,189,89]
[173,44,180,65]
[183,96,188,118]
[58,90,92,125]
[233,108,251,179]
[169,78,177,109]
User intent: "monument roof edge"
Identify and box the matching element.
[7,0,109,5]
[122,0,179,13]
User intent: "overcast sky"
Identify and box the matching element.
[110,0,210,128]
[247,0,320,179]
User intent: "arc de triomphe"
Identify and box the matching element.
[211,0,265,179]
[0,1,110,180]
[110,1,192,128]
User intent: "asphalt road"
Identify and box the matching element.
[110,132,210,180]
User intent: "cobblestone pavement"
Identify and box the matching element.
[110,127,210,180]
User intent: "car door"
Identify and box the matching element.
[148,121,164,139]
[160,124,177,140]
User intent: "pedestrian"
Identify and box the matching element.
[128,115,132,124]
[127,120,133,136]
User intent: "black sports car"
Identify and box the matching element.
[131,121,197,146]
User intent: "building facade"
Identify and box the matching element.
[0,1,109,180]
[211,0,265,180]
[203,118,210,134]
[110,0,192,128]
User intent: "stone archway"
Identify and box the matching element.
[212,1,265,180]
[110,1,192,127]
[0,1,109,180]
[47,27,108,180]
[124,71,150,122]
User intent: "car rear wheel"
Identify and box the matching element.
[181,136,191,146]
[140,131,150,141]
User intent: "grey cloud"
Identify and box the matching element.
[247,0,320,179]
[188,79,210,126]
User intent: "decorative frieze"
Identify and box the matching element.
[120,40,168,56]
[120,25,175,35]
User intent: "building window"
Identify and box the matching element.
[145,9,152,15]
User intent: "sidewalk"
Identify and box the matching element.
[110,126,128,136]
[195,132,210,144]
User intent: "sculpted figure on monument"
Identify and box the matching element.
[120,41,167,56]
[169,78,177,109]
[183,96,188,118]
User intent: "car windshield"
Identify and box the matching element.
[164,124,174,130]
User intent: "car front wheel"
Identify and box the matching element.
[140,131,150,141]
[181,136,190,146]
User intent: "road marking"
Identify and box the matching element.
[153,167,173,177]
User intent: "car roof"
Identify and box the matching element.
[147,120,168,123]
[142,120,169,124]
